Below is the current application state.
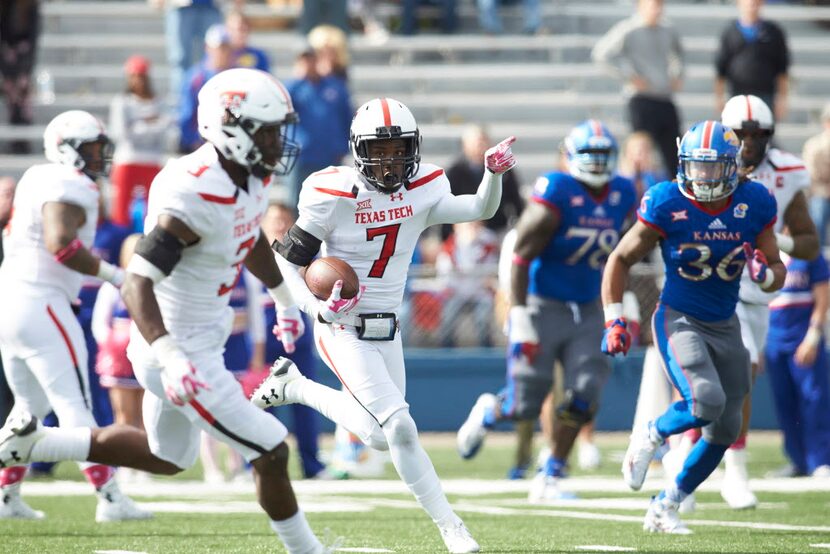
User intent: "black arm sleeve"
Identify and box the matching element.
[272,225,322,267]
[134,226,187,276]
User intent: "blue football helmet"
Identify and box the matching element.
[564,120,618,189]
[677,120,740,203]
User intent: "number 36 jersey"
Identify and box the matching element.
[529,172,636,304]
[297,163,451,313]
[639,180,777,322]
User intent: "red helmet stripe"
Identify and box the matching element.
[590,119,603,137]
[702,120,714,149]
[744,95,753,120]
[380,98,392,127]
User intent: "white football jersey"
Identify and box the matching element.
[297,163,452,313]
[145,144,269,330]
[740,148,810,305]
[0,163,99,301]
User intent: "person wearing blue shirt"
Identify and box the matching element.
[766,250,830,477]
[601,120,786,534]
[457,121,637,499]
[285,50,353,208]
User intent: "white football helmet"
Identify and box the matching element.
[350,98,421,193]
[43,110,112,179]
[197,68,299,178]
[721,94,774,168]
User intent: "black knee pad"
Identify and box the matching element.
[555,390,595,429]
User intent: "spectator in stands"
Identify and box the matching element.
[400,0,458,35]
[0,0,39,154]
[714,0,790,122]
[299,0,348,35]
[804,103,830,245]
[226,9,270,72]
[444,124,524,240]
[108,55,169,228]
[0,177,15,424]
[285,49,353,207]
[350,0,390,44]
[436,220,500,347]
[308,24,350,81]
[618,131,666,200]
[476,0,541,35]
[592,0,684,176]
[151,0,224,103]
[177,24,235,153]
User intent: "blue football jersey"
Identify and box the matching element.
[639,180,777,321]
[768,253,830,348]
[529,172,637,303]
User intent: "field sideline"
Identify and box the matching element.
[3,432,829,553]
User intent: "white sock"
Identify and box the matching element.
[289,379,387,449]
[30,427,91,462]
[270,510,322,554]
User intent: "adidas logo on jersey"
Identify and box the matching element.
[593,206,606,217]
[708,218,727,230]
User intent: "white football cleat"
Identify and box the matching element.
[456,393,497,460]
[0,412,43,469]
[721,448,757,510]
[95,492,153,523]
[643,496,693,534]
[528,471,576,502]
[577,440,601,471]
[623,422,663,491]
[438,519,480,553]
[0,486,45,520]
[250,357,303,409]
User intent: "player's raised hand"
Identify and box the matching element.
[507,305,539,364]
[485,136,517,175]
[602,318,631,356]
[742,242,773,288]
[318,280,366,324]
[274,305,306,354]
[151,335,210,406]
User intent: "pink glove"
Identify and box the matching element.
[152,335,210,406]
[742,242,772,288]
[485,136,518,175]
[318,280,366,324]
[274,305,305,354]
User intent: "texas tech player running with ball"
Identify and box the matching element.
[0,111,149,522]
[718,95,819,509]
[0,69,338,553]
[254,98,516,553]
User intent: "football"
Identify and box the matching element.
[304,256,360,301]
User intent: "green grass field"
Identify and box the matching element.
[3,432,830,553]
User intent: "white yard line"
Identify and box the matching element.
[574,547,636,552]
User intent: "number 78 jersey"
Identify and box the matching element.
[296,163,451,313]
[639,180,777,322]
[529,172,637,303]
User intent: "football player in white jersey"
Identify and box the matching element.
[0,111,149,522]
[0,69,338,553]
[252,97,516,553]
[716,95,819,509]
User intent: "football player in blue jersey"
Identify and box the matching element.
[601,120,786,534]
[457,120,637,500]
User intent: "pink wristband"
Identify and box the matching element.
[54,238,83,263]
[512,253,530,267]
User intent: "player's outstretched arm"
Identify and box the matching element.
[426,136,516,226]
[42,201,124,286]
[781,191,820,260]
[602,220,660,313]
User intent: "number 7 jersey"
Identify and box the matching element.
[639,179,777,322]
[296,163,451,313]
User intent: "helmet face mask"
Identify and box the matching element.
[350,99,421,193]
[74,137,114,179]
[677,120,740,203]
[733,124,772,169]
[198,68,300,179]
[565,120,618,189]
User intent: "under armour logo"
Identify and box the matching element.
[260,388,279,406]
[11,451,20,463]
[390,192,404,202]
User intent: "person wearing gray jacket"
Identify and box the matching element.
[592,0,684,176]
